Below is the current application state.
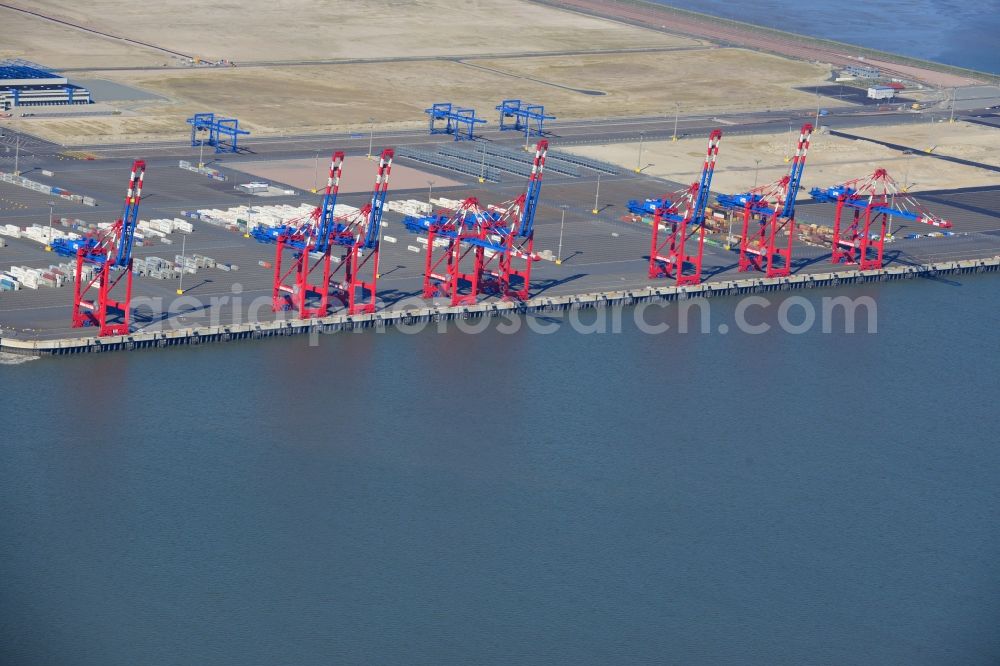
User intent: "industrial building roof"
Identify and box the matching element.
[0,83,87,92]
[0,63,61,82]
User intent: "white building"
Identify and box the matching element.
[867,86,896,101]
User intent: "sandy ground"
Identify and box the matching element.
[472,49,836,114]
[13,103,202,144]
[230,157,460,194]
[19,49,836,145]
[855,122,1000,167]
[4,0,848,146]
[0,10,167,69]
[3,0,700,65]
[566,120,1000,195]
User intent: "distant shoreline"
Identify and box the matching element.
[530,0,997,87]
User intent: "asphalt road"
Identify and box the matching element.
[0,104,956,165]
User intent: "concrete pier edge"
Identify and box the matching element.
[3,256,998,357]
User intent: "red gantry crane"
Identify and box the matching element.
[809,168,952,270]
[268,151,346,317]
[68,160,146,336]
[497,138,547,300]
[717,123,813,278]
[410,196,492,306]
[260,150,393,317]
[326,148,394,315]
[403,140,548,305]
[648,129,722,286]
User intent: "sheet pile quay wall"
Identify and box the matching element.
[3,257,998,357]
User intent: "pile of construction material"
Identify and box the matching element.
[176,253,216,273]
[0,224,23,238]
[178,160,227,182]
[193,203,313,232]
[99,218,193,247]
[430,197,467,211]
[133,256,181,280]
[133,253,234,280]
[136,218,194,246]
[798,222,835,247]
[191,203,362,233]
[386,199,432,217]
[1,224,83,246]
[0,218,98,237]
[1,262,88,291]
[702,211,729,235]
[0,171,97,206]
[0,217,193,250]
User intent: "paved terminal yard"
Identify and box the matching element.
[2,132,1000,342]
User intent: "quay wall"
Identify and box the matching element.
[3,257,998,358]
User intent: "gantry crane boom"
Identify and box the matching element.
[518,139,547,238]
[361,149,392,249]
[715,123,813,278]
[313,152,345,253]
[111,161,146,268]
[781,123,812,219]
[648,129,722,286]
[70,159,147,336]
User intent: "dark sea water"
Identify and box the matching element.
[656,0,1000,73]
[3,276,1000,665]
